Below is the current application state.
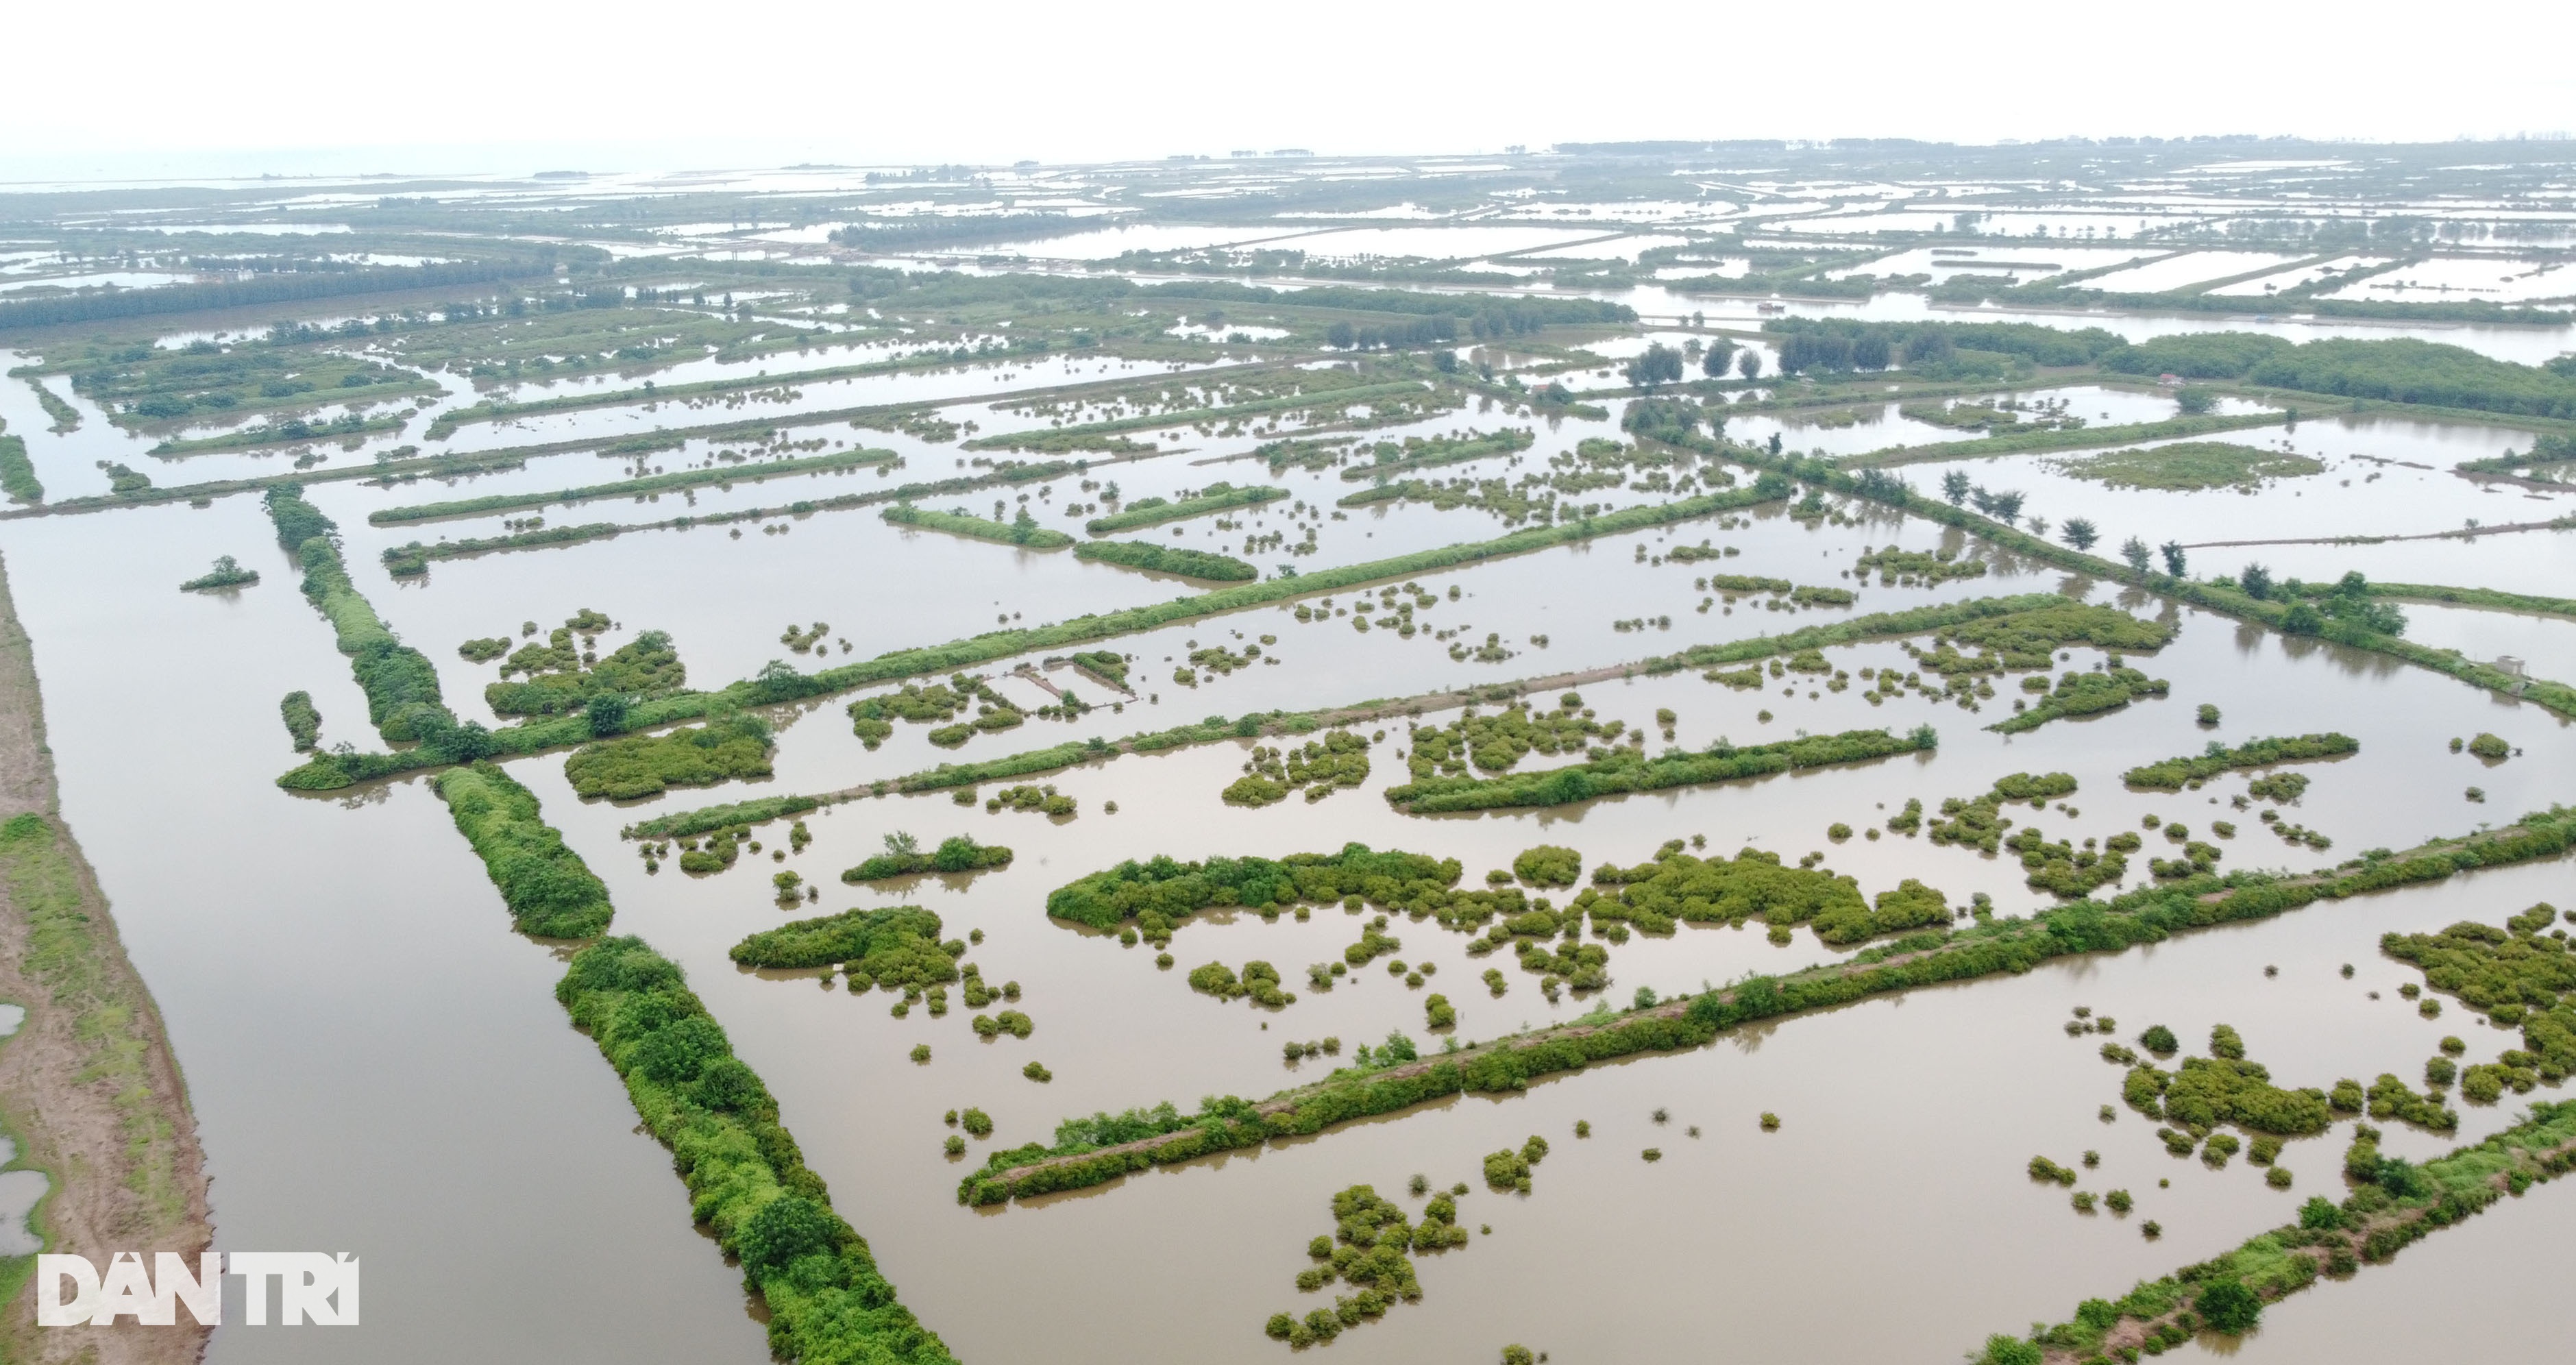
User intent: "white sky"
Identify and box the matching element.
[7,0,2573,180]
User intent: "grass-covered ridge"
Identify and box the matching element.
[967,381,1430,452]
[367,447,897,524]
[0,418,39,503]
[556,937,957,1364]
[881,503,1075,549]
[1338,428,1535,481]
[1085,482,1284,534]
[1073,540,1258,581]
[265,484,449,743]
[430,762,613,937]
[1382,726,1935,815]
[1974,1100,2576,1364]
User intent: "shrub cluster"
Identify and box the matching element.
[563,711,774,800]
[2380,906,2576,1081]
[2125,734,2358,791]
[843,833,1014,882]
[1988,667,2169,735]
[1224,730,1371,806]
[728,905,947,972]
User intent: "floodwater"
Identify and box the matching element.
[0,497,769,1364]
[0,1005,41,1257]
[1892,416,2570,553]
[3,288,2575,1363]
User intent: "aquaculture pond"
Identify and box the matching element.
[6,182,2576,1365]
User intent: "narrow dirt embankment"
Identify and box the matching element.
[0,550,212,1363]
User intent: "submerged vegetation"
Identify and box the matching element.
[2381,907,2576,1086]
[1225,731,1373,805]
[2050,441,2325,491]
[278,691,320,752]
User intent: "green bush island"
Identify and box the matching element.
[844,833,1014,882]
[564,711,774,800]
[2125,734,2358,791]
[728,905,946,972]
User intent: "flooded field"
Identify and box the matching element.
[3,140,2574,1365]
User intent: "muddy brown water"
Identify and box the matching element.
[0,343,2570,1360]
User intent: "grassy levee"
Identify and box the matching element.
[1982,1100,2576,1364]
[1072,541,1258,581]
[430,763,614,937]
[556,936,959,1364]
[621,594,2086,837]
[959,805,2576,1205]
[964,381,1431,452]
[381,456,1114,570]
[266,487,449,741]
[0,418,40,504]
[423,352,963,437]
[552,935,957,1362]
[367,447,898,524]
[1337,429,1536,481]
[277,483,1790,789]
[0,551,210,1360]
[1718,444,2576,724]
[1835,410,2290,470]
[881,505,1076,549]
[1085,483,1285,534]
[148,413,409,457]
[1382,726,1934,813]
[2298,580,2576,623]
